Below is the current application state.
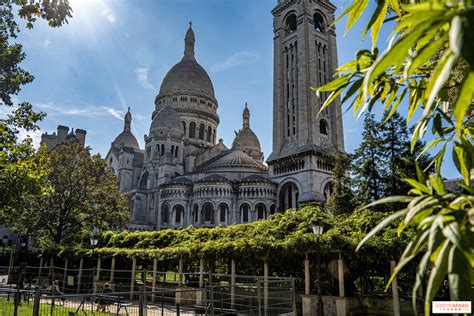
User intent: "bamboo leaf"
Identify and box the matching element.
[453,71,474,134]
[425,240,451,315]
[345,0,369,35]
[448,247,474,301]
[356,209,407,251]
[425,50,458,114]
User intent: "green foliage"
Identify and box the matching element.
[313,0,474,311]
[351,114,384,205]
[0,1,73,232]
[28,141,130,246]
[63,207,414,292]
[326,149,354,214]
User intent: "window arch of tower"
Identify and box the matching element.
[283,41,298,138]
[285,13,297,34]
[313,12,326,32]
[320,119,329,135]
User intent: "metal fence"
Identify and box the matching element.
[0,275,296,315]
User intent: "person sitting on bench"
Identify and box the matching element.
[97,283,113,312]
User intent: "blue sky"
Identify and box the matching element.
[13,0,459,179]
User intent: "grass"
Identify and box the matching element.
[0,298,110,315]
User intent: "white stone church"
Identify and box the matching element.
[104,0,344,231]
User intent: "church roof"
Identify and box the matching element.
[241,174,271,182]
[199,174,230,182]
[197,149,267,172]
[158,24,215,98]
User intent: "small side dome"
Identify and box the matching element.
[232,103,263,161]
[150,105,183,137]
[113,131,140,149]
[113,108,140,149]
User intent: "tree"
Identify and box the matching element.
[313,0,474,312]
[378,111,433,208]
[326,148,354,214]
[0,1,73,224]
[27,141,129,246]
[351,114,384,206]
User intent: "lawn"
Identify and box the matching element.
[0,298,109,315]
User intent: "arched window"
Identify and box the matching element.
[213,129,216,143]
[175,146,179,158]
[324,182,333,202]
[286,14,297,33]
[203,203,214,223]
[193,204,199,222]
[314,12,325,32]
[240,204,250,223]
[182,121,186,135]
[161,204,169,225]
[207,126,212,142]
[320,119,328,135]
[189,122,196,139]
[219,204,228,223]
[199,124,205,140]
[270,204,276,215]
[279,182,299,210]
[256,203,266,220]
[161,144,165,155]
[174,204,184,224]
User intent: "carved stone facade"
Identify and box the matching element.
[106,0,344,231]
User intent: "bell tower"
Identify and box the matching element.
[268,0,345,209]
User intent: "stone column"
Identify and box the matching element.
[110,257,116,283]
[263,258,269,314]
[231,259,236,308]
[338,259,345,297]
[390,260,400,316]
[304,253,310,295]
[196,257,205,306]
[199,257,204,288]
[152,258,157,302]
[130,257,137,295]
[77,257,83,293]
[178,256,184,287]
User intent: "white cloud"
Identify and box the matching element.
[134,68,156,90]
[35,102,125,120]
[211,51,259,72]
[43,40,52,48]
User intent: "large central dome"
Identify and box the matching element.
[158,24,215,98]
[159,59,215,97]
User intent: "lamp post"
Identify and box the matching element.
[312,221,325,316]
[90,227,99,294]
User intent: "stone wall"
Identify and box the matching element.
[302,295,424,316]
